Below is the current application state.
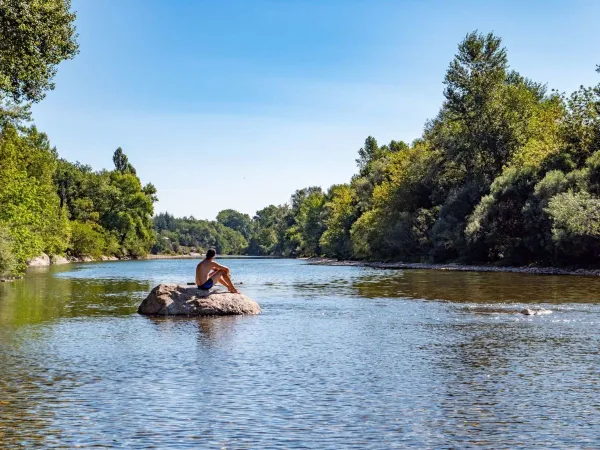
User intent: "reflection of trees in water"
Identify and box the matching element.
[0,266,153,445]
[0,270,151,328]
[352,270,600,304]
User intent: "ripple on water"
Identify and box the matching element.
[0,259,599,448]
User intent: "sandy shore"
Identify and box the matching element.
[143,253,202,260]
[306,258,600,277]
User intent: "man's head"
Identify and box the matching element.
[206,248,216,260]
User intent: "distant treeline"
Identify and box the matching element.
[2,13,600,276]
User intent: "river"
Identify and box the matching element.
[0,258,598,448]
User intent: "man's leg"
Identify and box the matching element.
[209,270,224,287]
[210,270,236,292]
[221,272,239,293]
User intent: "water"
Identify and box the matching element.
[0,258,599,449]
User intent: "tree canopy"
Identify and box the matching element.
[0,0,78,103]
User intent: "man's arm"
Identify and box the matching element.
[211,261,230,273]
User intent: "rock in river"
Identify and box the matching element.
[27,253,50,267]
[138,284,261,316]
[521,308,552,316]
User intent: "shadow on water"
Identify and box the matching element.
[352,269,600,304]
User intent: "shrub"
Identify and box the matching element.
[0,226,16,276]
[69,221,105,258]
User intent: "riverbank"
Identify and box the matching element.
[306,258,600,277]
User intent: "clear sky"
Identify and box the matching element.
[31,0,600,220]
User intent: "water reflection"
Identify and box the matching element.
[0,267,151,329]
[142,315,246,348]
[353,269,600,303]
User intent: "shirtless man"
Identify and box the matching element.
[196,248,239,293]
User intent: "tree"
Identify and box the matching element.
[247,204,290,255]
[356,136,381,174]
[0,0,78,103]
[439,31,511,178]
[216,209,252,239]
[0,225,15,276]
[112,147,136,174]
[320,184,357,259]
[0,125,69,271]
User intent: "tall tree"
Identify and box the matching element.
[0,0,78,103]
[112,147,136,174]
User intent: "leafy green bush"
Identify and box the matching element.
[547,192,600,239]
[0,227,16,276]
[69,221,105,258]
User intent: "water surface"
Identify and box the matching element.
[1,259,599,448]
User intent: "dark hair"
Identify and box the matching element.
[206,248,216,259]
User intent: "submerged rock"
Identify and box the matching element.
[466,306,553,316]
[521,308,552,316]
[138,284,261,316]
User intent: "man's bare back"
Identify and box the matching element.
[195,249,239,294]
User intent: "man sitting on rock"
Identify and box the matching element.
[196,248,239,294]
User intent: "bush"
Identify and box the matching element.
[546,191,600,264]
[0,226,16,276]
[547,192,600,238]
[69,221,105,258]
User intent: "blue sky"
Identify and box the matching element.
[31,0,600,220]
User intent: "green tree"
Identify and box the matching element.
[0,225,16,276]
[0,0,78,103]
[319,184,357,259]
[217,209,252,239]
[0,0,78,128]
[0,125,68,271]
[112,147,137,174]
[247,204,290,255]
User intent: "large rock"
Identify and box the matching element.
[51,255,70,265]
[27,253,50,267]
[138,284,261,316]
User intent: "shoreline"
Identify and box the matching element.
[306,258,600,277]
[10,254,598,280]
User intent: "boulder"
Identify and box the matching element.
[51,255,70,265]
[27,253,50,267]
[138,284,261,316]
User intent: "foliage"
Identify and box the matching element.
[286,187,326,256]
[0,0,79,103]
[241,31,600,268]
[0,225,16,276]
[55,148,157,257]
[5,27,600,274]
[0,125,68,271]
[246,205,290,255]
[69,221,105,258]
[152,212,247,255]
[319,184,357,259]
[216,209,252,239]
